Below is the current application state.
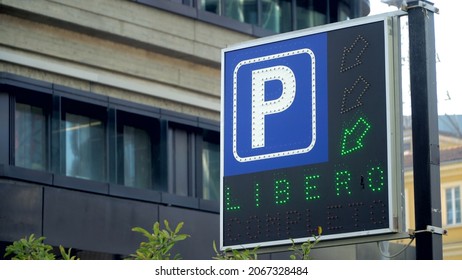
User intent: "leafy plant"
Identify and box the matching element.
[4,234,55,260]
[4,234,79,260]
[289,226,322,260]
[213,240,259,260]
[128,220,190,260]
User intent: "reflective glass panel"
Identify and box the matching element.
[122,125,152,189]
[64,113,106,181]
[15,103,47,170]
[202,140,220,200]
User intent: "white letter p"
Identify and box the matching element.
[251,65,296,149]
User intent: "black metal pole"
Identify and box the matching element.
[407,1,442,260]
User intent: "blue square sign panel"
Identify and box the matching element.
[223,33,328,177]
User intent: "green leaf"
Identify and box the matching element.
[153,222,160,235]
[212,240,218,253]
[128,220,189,260]
[174,222,184,234]
[164,219,173,233]
[132,227,152,239]
[174,233,190,241]
[59,245,78,260]
[287,227,322,260]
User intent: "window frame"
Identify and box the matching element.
[445,185,462,226]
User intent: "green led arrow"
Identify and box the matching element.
[340,117,371,156]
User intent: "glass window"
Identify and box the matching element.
[446,186,461,225]
[15,102,47,171]
[168,124,220,200]
[121,125,152,188]
[261,0,278,30]
[296,0,327,30]
[116,112,161,190]
[202,137,220,200]
[337,1,351,21]
[168,125,194,197]
[225,0,258,25]
[143,0,368,35]
[170,0,193,5]
[63,109,106,182]
[200,0,221,14]
[279,0,293,33]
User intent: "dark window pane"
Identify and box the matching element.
[446,188,453,225]
[338,1,351,21]
[64,112,106,181]
[456,187,461,224]
[200,0,221,14]
[117,111,162,191]
[169,0,194,6]
[202,139,220,200]
[261,0,292,33]
[15,103,47,170]
[225,0,257,25]
[296,0,327,29]
[170,127,192,196]
[122,125,152,189]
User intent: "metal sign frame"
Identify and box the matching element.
[220,11,407,250]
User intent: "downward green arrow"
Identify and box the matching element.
[340,117,371,156]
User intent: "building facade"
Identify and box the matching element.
[11,0,456,260]
[401,115,462,260]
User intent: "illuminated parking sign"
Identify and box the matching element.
[221,14,405,250]
[226,33,328,176]
[234,49,316,163]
